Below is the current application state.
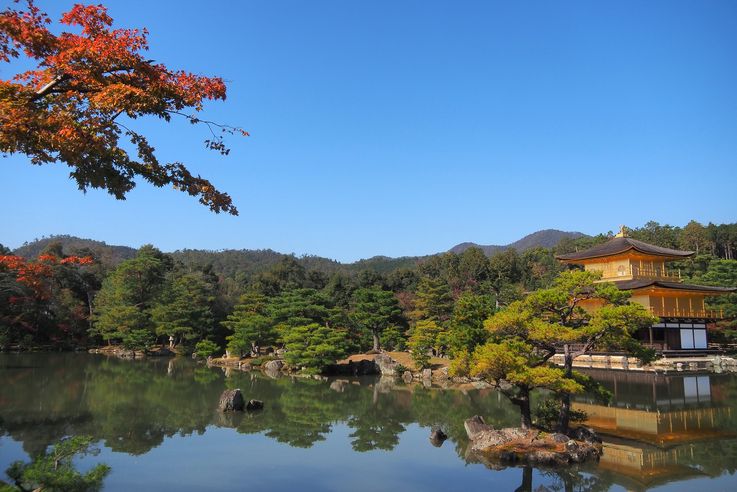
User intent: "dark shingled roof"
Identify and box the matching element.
[612,279,737,293]
[556,236,694,262]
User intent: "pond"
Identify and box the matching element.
[1,353,737,491]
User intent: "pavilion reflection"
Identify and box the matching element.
[574,369,737,490]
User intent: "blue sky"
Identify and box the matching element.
[2,0,736,261]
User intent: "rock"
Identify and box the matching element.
[472,380,492,390]
[564,440,579,451]
[422,368,432,380]
[432,367,449,381]
[263,359,285,372]
[429,428,448,447]
[218,389,245,412]
[464,415,492,440]
[374,353,401,376]
[402,370,413,384]
[330,380,347,392]
[569,426,601,444]
[275,348,286,357]
[246,399,264,411]
[551,433,570,443]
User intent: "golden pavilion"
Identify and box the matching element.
[556,226,735,353]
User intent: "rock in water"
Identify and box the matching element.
[246,399,264,411]
[464,415,492,440]
[218,389,245,412]
[402,371,413,384]
[569,426,601,444]
[263,360,285,372]
[429,428,448,447]
[374,353,400,376]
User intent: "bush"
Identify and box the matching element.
[194,339,219,358]
[121,329,154,352]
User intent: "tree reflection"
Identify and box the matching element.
[3,353,737,492]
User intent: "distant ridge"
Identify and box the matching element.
[449,229,586,256]
[9,229,586,273]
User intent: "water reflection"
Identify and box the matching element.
[1,354,737,491]
[573,369,737,490]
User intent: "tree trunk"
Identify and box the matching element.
[372,330,380,352]
[512,389,533,429]
[557,344,574,433]
[514,466,533,492]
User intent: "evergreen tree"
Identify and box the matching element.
[447,292,494,355]
[222,291,277,356]
[151,271,216,348]
[412,276,453,324]
[282,323,349,373]
[91,246,171,346]
[350,287,403,352]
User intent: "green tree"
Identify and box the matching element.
[194,339,220,358]
[151,271,216,349]
[412,276,453,324]
[681,220,710,254]
[408,320,443,369]
[487,270,657,432]
[282,323,349,373]
[222,292,277,356]
[5,436,110,492]
[92,245,172,344]
[350,287,403,352]
[468,339,582,429]
[447,292,494,355]
[696,259,737,319]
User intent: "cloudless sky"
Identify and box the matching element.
[2,0,736,261]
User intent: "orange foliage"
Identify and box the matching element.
[0,1,245,214]
[0,253,93,300]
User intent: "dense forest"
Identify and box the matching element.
[1,220,736,360]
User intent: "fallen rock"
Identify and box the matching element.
[218,389,245,412]
[422,368,432,380]
[246,399,264,411]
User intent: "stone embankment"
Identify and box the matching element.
[207,352,490,388]
[550,353,737,373]
[464,415,601,467]
[88,345,174,359]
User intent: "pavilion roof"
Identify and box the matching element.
[612,279,736,294]
[556,236,694,262]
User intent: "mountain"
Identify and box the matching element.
[12,235,137,265]
[9,229,585,275]
[449,229,586,256]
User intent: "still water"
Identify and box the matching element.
[1,353,736,491]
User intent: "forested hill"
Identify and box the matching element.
[449,229,586,255]
[13,235,137,264]
[8,229,579,275]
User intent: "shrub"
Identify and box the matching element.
[194,339,219,358]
